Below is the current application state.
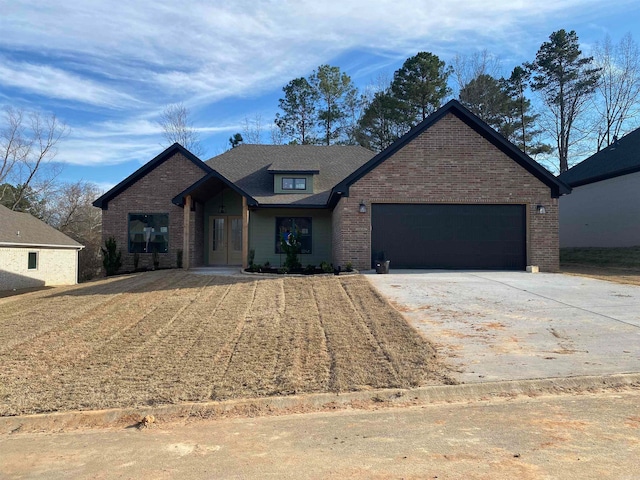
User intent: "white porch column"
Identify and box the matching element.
[242,197,249,268]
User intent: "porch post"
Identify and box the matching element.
[183,194,191,270]
[242,197,249,269]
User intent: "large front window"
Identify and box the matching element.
[282,177,306,190]
[129,213,169,253]
[275,217,312,254]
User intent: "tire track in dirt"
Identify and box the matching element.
[273,277,331,395]
[217,278,286,399]
[340,276,445,386]
[0,273,209,414]
[0,273,164,354]
[312,276,396,392]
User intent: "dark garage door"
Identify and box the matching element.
[371,204,526,270]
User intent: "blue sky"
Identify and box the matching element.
[2,0,640,192]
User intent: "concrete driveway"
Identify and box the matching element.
[366,270,640,384]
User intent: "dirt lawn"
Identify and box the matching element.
[0,271,450,416]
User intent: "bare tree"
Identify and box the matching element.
[242,114,264,144]
[158,103,204,156]
[592,33,640,150]
[48,181,103,281]
[0,106,67,212]
[452,50,503,95]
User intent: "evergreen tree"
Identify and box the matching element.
[527,30,601,172]
[391,52,452,123]
[274,77,318,144]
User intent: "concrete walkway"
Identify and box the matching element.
[366,270,640,384]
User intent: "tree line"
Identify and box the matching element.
[0,107,102,281]
[267,29,639,174]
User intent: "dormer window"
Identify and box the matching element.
[282,177,307,190]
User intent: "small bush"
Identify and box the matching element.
[248,249,255,268]
[278,266,289,274]
[320,261,333,273]
[101,237,122,276]
[345,261,353,272]
[304,264,316,274]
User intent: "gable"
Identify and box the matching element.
[331,100,570,204]
[93,143,211,209]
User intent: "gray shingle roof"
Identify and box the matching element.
[558,128,640,187]
[205,145,375,205]
[0,205,83,248]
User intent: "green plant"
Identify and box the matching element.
[248,249,255,268]
[133,252,140,270]
[101,237,122,276]
[264,261,271,268]
[280,230,301,271]
[320,261,332,273]
[152,251,160,270]
[278,266,289,274]
[177,249,183,269]
[345,261,353,272]
[304,264,316,274]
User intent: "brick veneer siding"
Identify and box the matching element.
[101,153,207,272]
[332,113,560,272]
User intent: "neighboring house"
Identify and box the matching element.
[0,205,84,290]
[94,100,569,272]
[559,128,640,248]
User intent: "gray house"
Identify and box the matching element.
[0,205,83,291]
[559,128,640,247]
[94,100,569,272]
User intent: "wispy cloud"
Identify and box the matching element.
[1,0,636,175]
[0,57,143,108]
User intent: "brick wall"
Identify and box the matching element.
[101,153,207,272]
[332,113,559,272]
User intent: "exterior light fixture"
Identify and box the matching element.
[536,205,546,214]
[218,204,225,214]
[359,201,367,213]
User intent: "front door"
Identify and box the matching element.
[208,216,243,265]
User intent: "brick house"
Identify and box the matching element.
[0,204,83,291]
[94,100,569,272]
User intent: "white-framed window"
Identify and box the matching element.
[28,251,38,270]
[282,177,306,190]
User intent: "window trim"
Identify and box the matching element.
[28,251,38,270]
[281,177,307,190]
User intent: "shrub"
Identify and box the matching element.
[248,249,255,268]
[177,249,183,269]
[280,230,302,271]
[278,266,289,274]
[304,264,316,274]
[320,261,333,273]
[345,261,353,272]
[101,237,122,276]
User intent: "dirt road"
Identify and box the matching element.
[2,388,639,479]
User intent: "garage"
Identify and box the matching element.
[371,203,526,270]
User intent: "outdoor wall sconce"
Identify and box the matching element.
[536,205,546,214]
[359,201,367,213]
[218,203,226,214]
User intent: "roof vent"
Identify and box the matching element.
[610,135,619,150]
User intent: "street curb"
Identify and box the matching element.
[2,373,639,433]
